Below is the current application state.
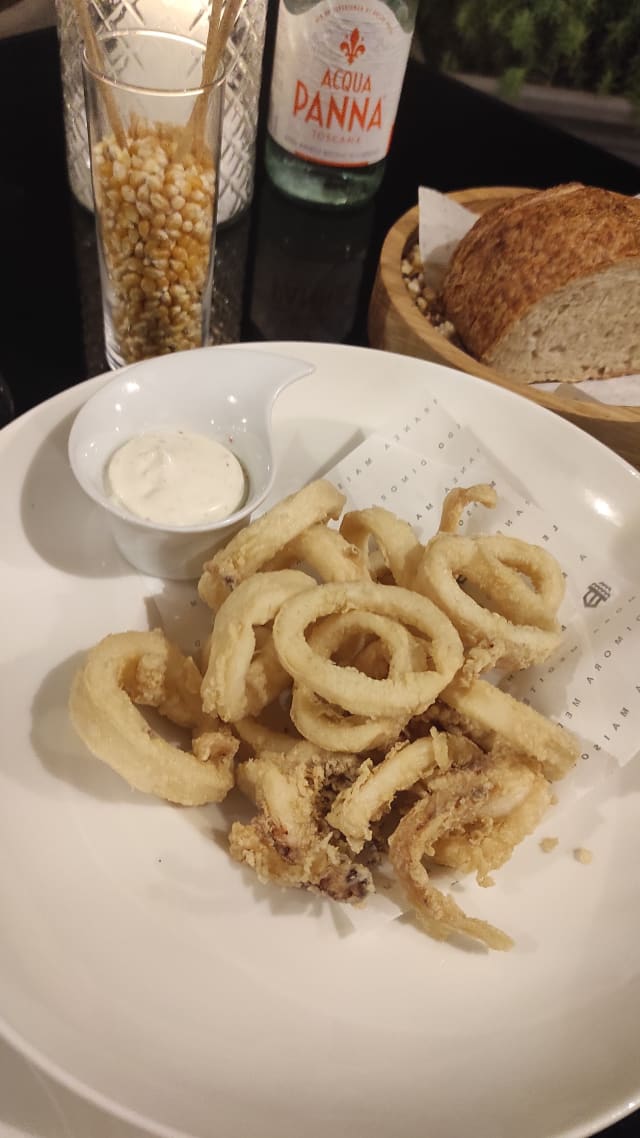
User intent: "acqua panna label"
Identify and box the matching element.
[267,0,413,168]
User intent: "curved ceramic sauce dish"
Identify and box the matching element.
[68,345,314,578]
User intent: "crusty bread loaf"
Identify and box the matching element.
[441,183,640,383]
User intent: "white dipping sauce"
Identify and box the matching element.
[107,429,246,526]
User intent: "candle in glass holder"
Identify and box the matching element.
[55,0,266,224]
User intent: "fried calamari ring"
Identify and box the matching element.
[327,733,450,852]
[290,687,405,753]
[308,610,424,676]
[198,480,345,610]
[69,629,238,805]
[340,507,423,587]
[266,523,368,583]
[387,770,514,951]
[273,581,464,719]
[289,611,424,751]
[241,631,288,717]
[474,535,564,629]
[442,676,579,781]
[201,569,315,722]
[438,483,497,534]
[414,532,564,668]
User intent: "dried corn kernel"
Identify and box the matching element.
[93,119,216,364]
[401,241,459,346]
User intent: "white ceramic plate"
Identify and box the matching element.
[0,1036,69,1138]
[0,343,639,1138]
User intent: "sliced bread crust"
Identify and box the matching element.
[442,184,640,382]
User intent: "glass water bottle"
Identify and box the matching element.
[265,0,418,207]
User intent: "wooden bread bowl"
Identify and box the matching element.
[368,187,640,470]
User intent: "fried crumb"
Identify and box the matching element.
[540,836,559,853]
[550,794,559,806]
[574,847,593,865]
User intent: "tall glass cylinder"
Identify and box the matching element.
[55,0,266,225]
[83,29,224,367]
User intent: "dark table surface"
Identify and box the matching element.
[1,23,640,421]
[0,20,639,1138]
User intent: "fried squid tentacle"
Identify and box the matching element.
[230,745,372,903]
[431,754,552,884]
[327,734,449,853]
[388,772,514,952]
[437,483,497,534]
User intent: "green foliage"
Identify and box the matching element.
[500,65,527,99]
[416,0,640,104]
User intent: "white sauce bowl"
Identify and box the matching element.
[68,345,314,579]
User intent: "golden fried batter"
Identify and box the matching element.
[69,629,238,805]
[70,480,582,953]
[388,770,514,951]
[230,745,372,903]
